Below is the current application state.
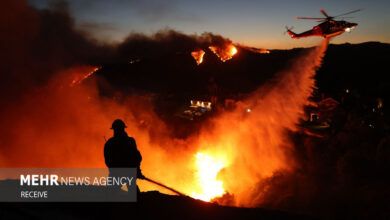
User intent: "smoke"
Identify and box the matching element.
[4,1,387,219]
[0,1,110,106]
[115,29,233,63]
[0,1,231,102]
[0,0,234,188]
[0,0,115,167]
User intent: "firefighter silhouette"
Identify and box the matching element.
[104,119,145,199]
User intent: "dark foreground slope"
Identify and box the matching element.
[0,191,314,220]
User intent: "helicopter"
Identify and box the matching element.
[286,8,363,39]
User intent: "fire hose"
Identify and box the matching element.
[142,177,188,197]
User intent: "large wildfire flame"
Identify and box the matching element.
[209,44,237,62]
[191,152,228,201]
[0,39,329,207]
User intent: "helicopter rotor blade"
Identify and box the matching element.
[319,8,330,18]
[294,17,324,20]
[334,8,364,18]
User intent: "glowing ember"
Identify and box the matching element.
[70,66,101,87]
[209,44,237,62]
[191,49,205,65]
[191,152,227,201]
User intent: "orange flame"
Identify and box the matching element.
[70,66,101,87]
[209,44,237,62]
[191,152,228,201]
[191,49,205,65]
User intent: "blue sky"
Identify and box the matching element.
[30,0,390,49]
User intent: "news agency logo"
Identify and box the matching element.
[20,174,60,186]
[0,168,137,202]
[20,174,134,186]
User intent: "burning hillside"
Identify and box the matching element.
[1,1,390,219]
[208,44,238,62]
[191,49,205,65]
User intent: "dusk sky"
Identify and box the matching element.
[30,0,390,49]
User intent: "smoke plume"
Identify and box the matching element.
[5,1,387,219]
